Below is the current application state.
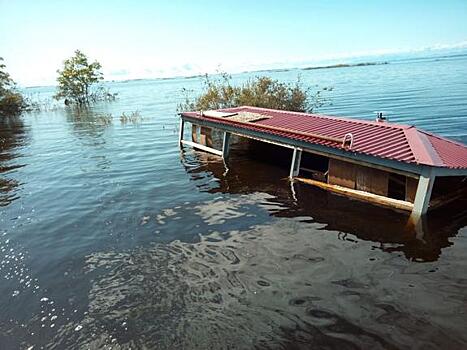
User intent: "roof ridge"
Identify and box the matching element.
[403,127,444,166]
[418,129,467,148]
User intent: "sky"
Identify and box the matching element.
[1,0,467,86]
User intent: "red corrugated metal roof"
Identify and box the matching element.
[182,106,467,169]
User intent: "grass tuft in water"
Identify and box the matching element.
[120,110,143,124]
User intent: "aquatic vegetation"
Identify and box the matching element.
[22,93,62,112]
[0,57,27,117]
[178,71,332,113]
[119,110,143,124]
[94,113,113,125]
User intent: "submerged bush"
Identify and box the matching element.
[55,50,117,105]
[179,72,332,113]
[0,93,26,117]
[0,57,27,117]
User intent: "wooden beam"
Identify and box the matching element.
[294,177,414,211]
[181,139,223,156]
[231,132,295,149]
[302,148,419,179]
[433,168,467,177]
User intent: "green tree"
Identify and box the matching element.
[179,72,332,113]
[0,57,26,117]
[55,50,104,105]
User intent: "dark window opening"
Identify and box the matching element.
[388,173,406,200]
[299,152,329,182]
[247,139,293,167]
[431,176,466,199]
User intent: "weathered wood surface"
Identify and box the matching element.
[181,140,223,156]
[405,177,418,203]
[328,158,356,189]
[200,127,213,147]
[192,124,198,142]
[295,177,413,211]
[355,166,389,196]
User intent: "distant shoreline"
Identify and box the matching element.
[22,49,467,89]
[22,61,390,89]
[302,61,389,70]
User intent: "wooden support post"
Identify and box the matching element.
[178,118,185,146]
[222,132,231,159]
[289,148,302,179]
[412,169,435,217]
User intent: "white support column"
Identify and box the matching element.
[289,148,302,179]
[412,168,435,217]
[294,149,302,177]
[289,148,297,179]
[178,118,185,147]
[222,132,231,159]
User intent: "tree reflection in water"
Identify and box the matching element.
[0,116,28,206]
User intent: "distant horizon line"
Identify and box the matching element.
[22,44,467,89]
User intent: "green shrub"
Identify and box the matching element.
[179,72,331,113]
[0,92,26,117]
[0,57,27,117]
[55,50,116,105]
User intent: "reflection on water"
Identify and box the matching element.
[181,145,467,263]
[1,53,467,349]
[0,116,28,206]
[65,105,111,143]
[41,195,467,349]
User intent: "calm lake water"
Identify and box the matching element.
[1,52,467,349]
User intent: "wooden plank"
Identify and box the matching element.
[202,111,238,118]
[200,127,213,147]
[405,177,418,203]
[295,177,413,211]
[328,158,355,189]
[355,166,388,196]
[181,140,223,156]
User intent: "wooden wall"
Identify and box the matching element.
[355,166,389,196]
[328,158,356,188]
[192,124,198,142]
[405,177,418,203]
[200,127,213,147]
[191,124,213,147]
[328,158,389,196]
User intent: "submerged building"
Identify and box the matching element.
[179,106,467,218]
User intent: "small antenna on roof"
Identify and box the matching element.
[374,111,388,122]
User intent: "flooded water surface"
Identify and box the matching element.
[1,52,467,349]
